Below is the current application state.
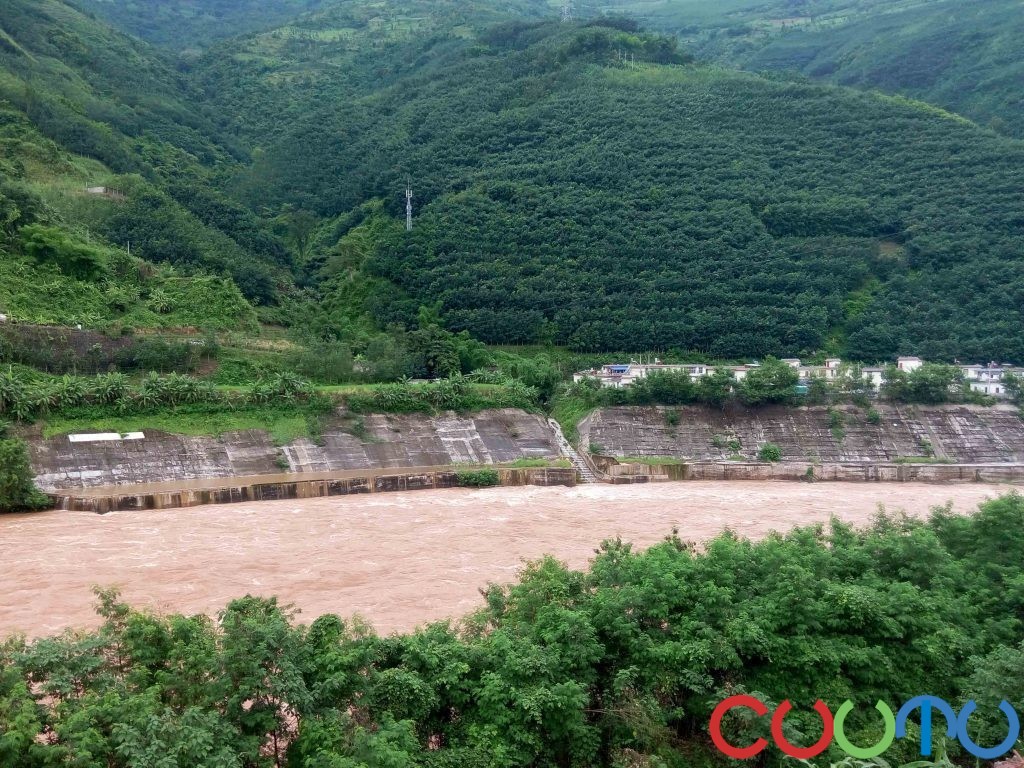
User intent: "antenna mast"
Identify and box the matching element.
[405,180,413,232]
[560,0,573,22]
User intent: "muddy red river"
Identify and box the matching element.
[0,482,1013,639]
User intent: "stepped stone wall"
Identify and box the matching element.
[29,409,559,491]
[579,404,1024,464]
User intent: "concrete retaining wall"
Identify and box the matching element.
[580,404,1024,464]
[30,409,559,491]
[601,461,1024,484]
[53,467,578,514]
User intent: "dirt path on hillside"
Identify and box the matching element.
[0,482,1012,639]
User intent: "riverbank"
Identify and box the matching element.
[51,465,577,513]
[0,481,1010,639]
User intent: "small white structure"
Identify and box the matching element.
[68,432,145,443]
[862,367,885,388]
[0,313,7,323]
[573,361,711,388]
[897,356,923,373]
[84,186,126,201]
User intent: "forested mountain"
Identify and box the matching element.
[4,0,1024,361]
[585,0,1024,138]
[717,0,1024,138]
[207,19,1024,360]
[71,0,331,50]
[0,0,292,314]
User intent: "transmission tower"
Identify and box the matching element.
[560,0,573,22]
[405,181,413,232]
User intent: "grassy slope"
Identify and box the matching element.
[0,0,292,309]
[42,407,310,443]
[0,102,258,330]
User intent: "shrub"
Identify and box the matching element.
[827,409,846,440]
[866,407,881,424]
[827,408,845,429]
[0,436,50,512]
[758,442,782,462]
[113,337,203,373]
[738,357,799,406]
[289,341,354,384]
[454,468,500,487]
[588,442,605,455]
[20,224,108,280]
[347,379,538,414]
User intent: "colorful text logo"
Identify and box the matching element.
[710,694,1020,760]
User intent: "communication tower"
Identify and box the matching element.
[405,181,413,231]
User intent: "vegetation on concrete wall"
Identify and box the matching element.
[0,423,49,512]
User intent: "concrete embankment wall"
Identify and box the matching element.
[580,404,1024,464]
[30,409,559,491]
[54,467,578,514]
[599,461,1024,484]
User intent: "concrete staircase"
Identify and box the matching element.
[547,418,599,483]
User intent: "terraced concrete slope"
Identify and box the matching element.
[580,405,1024,464]
[29,409,559,490]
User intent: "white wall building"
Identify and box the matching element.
[574,356,1021,399]
[959,363,1022,398]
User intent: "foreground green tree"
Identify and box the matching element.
[0,428,49,512]
[739,357,799,406]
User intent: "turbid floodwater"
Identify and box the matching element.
[0,481,1014,639]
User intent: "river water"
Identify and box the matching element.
[0,482,1012,639]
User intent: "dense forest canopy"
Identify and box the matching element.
[222,20,1024,359]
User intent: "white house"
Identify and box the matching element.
[573,355,1020,398]
[959,363,1022,398]
[573,360,712,388]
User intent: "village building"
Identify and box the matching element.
[959,362,1022,397]
[574,355,1022,399]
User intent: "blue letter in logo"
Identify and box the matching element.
[895,696,958,756]
[956,700,1020,760]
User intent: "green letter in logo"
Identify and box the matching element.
[834,700,896,759]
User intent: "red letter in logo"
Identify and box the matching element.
[710,694,770,759]
[770,700,835,759]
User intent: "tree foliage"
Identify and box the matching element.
[0,431,49,512]
[3,494,1024,763]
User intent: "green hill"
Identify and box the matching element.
[586,0,1024,138]
[215,20,1024,361]
[0,0,292,309]
[731,0,1024,139]
[71,0,331,50]
[6,0,1024,363]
